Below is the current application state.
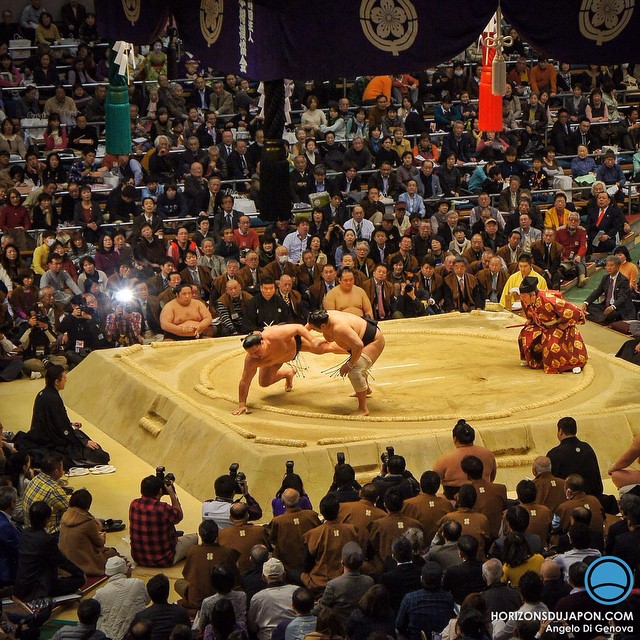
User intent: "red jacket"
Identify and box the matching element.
[0,204,31,231]
[555,225,587,260]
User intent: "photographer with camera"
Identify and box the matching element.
[328,460,361,504]
[104,301,143,347]
[373,449,419,508]
[129,472,197,568]
[272,461,313,516]
[58,295,104,368]
[19,309,67,379]
[202,466,263,529]
[392,279,427,319]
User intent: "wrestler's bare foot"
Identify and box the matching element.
[350,387,372,397]
[284,370,294,391]
[351,408,369,416]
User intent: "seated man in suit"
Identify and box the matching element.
[180,250,213,302]
[531,228,564,290]
[236,250,265,297]
[306,165,334,201]
[213,194,242,241]
[476,256,508,304]
[133,281,162,343]
[307,264,338,311]
[226,139,253,193]
[416,257,445,314]
[585,190,625,254]
[367,161,401,199]
[363,263,393,321]
[296,250,322,297]
[334,163,362,200]
[199,176,224,221]
[278,274,307,324]
[582,255,635,325]
[443,258,485,313]
[183,162,208,212]
[442,535,486,604]
[146,259,176,297]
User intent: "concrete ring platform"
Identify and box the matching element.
[62,312,640,506]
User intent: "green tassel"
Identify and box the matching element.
[106,84,131,155]
[105,42,131,156]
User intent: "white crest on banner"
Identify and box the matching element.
[359,0,418,55]
[121,0,140,25]
[579,0,635,45]
[200,0,224,47]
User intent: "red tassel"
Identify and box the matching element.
[479,29,502,132]
[479,63,503,131]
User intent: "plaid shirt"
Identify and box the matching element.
[22,473,69,534]
[129,496,182,567]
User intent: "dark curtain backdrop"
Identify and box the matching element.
[97,0,639,79]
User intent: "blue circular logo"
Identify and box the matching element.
[585,556,634,605]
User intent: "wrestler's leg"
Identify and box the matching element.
[258,363,294,391]
[347,355,373,416]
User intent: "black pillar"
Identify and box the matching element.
[259,79,291,222]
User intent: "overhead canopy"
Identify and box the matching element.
[98,0,638,80]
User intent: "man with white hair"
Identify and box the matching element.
[480,558,521,616]
[247,557,297,640]
[94,557,149,640]
[532,455,566,513]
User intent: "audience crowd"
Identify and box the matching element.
[0,414,638,640]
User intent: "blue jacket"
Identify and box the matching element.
[0,510,20,584]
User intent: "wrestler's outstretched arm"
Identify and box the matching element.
[233,358,258,415]
[297,324,347,354]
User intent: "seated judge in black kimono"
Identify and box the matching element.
[19,364,109,469]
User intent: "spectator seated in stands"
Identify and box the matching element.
[396,561,455,640]
[313,541,373,622]
[59,488,119,576]
[131,573,191,640]
[248,557,297,640]
[501,532,545,588]
[51,599,107,640]
[301,494,361,593]
[94,556,150,640]
[14,500,85,602]
[175,520,239,610]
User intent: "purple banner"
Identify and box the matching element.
[97,0,639,81]
[96,0,170,45]
[98,0,495,80]
[503,0,639,64]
